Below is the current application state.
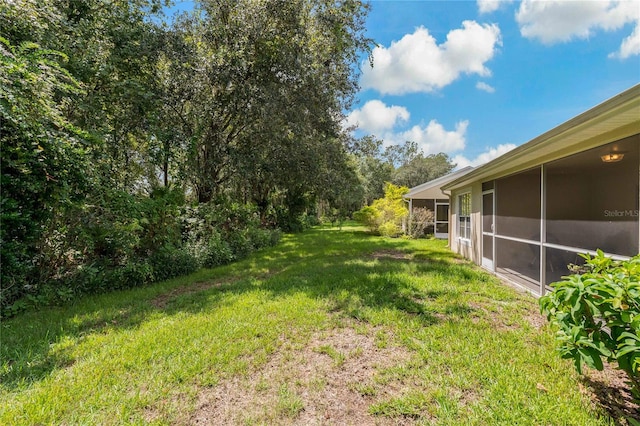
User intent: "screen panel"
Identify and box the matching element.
[496,237,540,292]
[545,135,639,256]
[495,168,541,241]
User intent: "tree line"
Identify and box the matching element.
[0,0,453,316]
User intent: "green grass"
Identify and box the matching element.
[0,223,617,424]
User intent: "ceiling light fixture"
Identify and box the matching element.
[601,152,625,163]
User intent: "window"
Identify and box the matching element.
[458,193,471,241]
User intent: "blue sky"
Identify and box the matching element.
[166,1,640,168]
[347,0,640,168]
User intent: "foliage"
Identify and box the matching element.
[407,207,435,239]
[165,0,372,203]
[353,183,408,236]
[378,221,402,238]
[0,37,89,311]
[382,140,420,168]
[0,226,618,425]
[540,251,640,399]
[0,0,369,316]
[349,137,455,205]
[180,199,281,268]
[353,206,380,233]
[393,152,455,189]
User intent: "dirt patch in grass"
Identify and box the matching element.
[524,309,547,330]
[580,367,639,425]
[151,270,280,309]
[150,280,232,309]
[187,319,417,425]
[370,250,412,261]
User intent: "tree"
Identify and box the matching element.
[393,152,456,188]
[0,0,374,314]
[350,135,392,204]
[0,38,89,308]
[56,0,167,190]
[164,0,371,207]
[350,137,454,203]
[383,140,419,168]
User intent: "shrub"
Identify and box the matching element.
[378,221,401,237]
[540,251,640,400]
[149,247,199,282]
[105,262,154,290]
[353,183,408,236]
[2,196,283,318]
[247,227,280,250]
[353,206,380,233]
[407,207,435,238]
[226,230,253,260]
[201,232,235,268]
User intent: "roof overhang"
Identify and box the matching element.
[443,84,640,191]
[404,166,474,199]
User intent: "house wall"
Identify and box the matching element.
[409,198,449,237]
[450,182,482,264]
[450,134,640,295]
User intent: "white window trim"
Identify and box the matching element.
[458,191,472,246]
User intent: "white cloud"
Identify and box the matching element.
[452,143,517,168]
[345,100,410,133]
[516,0,640,58]
[361,21,502,95]
[478,0,513,14]
[611,20,640,58]
[383,119,469,155]
[476,81,496,93]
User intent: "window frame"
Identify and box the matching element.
[458,192,472,244]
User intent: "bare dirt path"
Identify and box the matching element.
[187,318,417,425]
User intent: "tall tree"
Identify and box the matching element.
[164,0,371,205]
[393,152,456,188]
[383,140,419,168]
[349,135,393,205]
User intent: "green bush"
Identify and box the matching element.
[247,227,280,250]
[226,230,253,259]
[353,206,380,233]
[540,251,640,399]
[104,262,155,290]
[202,233,235,267]
[378,221,401,237]
[353,183,408,236]
[149,248,199,282]
[0,38,89,316]
[182,199,281,268]
[2,195,283,318]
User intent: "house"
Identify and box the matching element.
[443,84,640,296]
[403,166,474,238]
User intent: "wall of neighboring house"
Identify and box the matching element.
[409,198,450,238]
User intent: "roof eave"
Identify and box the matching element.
[404,166,474,198]
[443,84,640,191]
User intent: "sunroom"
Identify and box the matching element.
[444,84,640,295]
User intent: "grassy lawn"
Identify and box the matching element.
[0,224,626,424]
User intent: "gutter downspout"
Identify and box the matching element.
[402,197,411,234]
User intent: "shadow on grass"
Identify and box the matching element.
[0,227,472,391]
[581,375,640,425]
